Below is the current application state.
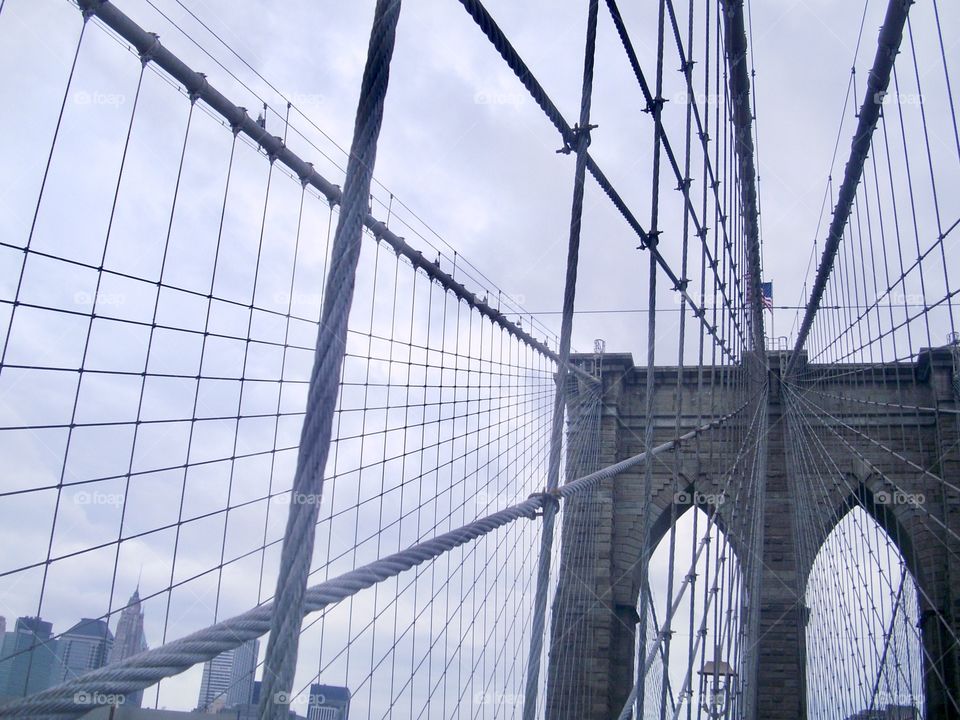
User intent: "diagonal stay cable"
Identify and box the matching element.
[452,0,738,363]
[522,0,600,716]
[0,407,743,719]
[604,0,745,347]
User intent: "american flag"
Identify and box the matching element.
[761,281,773,311]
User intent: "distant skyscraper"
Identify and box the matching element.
[226,638,259,708]
[109,588,148,707]
[197,638,259,711]
[54,618,113,684]
[308,684,350,720]
[0,617,59,698]
[198,651,232,712]
[0,616,7,694]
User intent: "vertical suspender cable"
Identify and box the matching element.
[257,2,402,717]
[660,0,698,715]
[634,2,669,718]
[521,2,599,718]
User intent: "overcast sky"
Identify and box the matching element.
[87,0,959,360]
[0,0,956,715]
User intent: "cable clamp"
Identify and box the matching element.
[527,488,562,517]
[556,122,598,154]
[643,95,666,115]
[231,107,248,137]
[637,229,662,250]
[267,137,285,164]
[188,73,208,105]
[79,0,105,22]
[139,32,161,66]
[299,162,315,187]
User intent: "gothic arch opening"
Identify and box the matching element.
[805,505,925,719]
[641,506,745,717]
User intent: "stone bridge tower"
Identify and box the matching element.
[545,348,960,719]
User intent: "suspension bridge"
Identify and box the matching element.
[0,0,957,718]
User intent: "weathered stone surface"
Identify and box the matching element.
[545,348,960,720]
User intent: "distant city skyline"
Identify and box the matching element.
[0,584,148,703]
[0,593,351,718]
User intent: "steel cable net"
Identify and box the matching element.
[0,1,576,715]
[784,0,960,716]
[641,519,744,720]
[0,0,770,717]
[546,0,768,715]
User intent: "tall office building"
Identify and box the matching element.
[308,684,350,720]
[109,588,148,707]
[0,616,7,694]
[197,638,259,711]
[54,618,113,683]
[0,617,59,697]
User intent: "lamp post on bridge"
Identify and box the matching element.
[697,660,737,719]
